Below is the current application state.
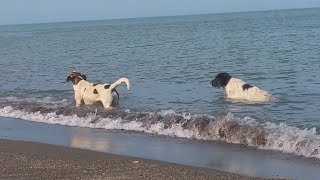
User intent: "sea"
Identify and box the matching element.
[0,7,320,170]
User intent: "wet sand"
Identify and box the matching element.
[0,139,280,180]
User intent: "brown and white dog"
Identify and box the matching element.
[210,72,272,102]
[67,71,130,109]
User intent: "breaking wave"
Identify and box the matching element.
[0,98,319,159]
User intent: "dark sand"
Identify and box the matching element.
[0,139,281,180]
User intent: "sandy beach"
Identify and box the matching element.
[0,139,281,180]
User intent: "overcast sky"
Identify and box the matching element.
[1,0,320,25]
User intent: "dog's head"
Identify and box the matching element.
[67,71,87,85]
[210,72,232,88]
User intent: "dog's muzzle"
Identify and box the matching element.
[67,76,72,82]
[210,79,219,87]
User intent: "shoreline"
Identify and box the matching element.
[0,139,278,180]
[1,117,319,179]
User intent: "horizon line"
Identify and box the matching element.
[1,6,319,26]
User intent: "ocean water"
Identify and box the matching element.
[0,8,320,159]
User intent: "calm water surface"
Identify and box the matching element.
[0,8,320,131]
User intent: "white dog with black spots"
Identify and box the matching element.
[67,71,130,109]
[210,72,272,102]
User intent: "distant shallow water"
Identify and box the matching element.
[0,8,320,160]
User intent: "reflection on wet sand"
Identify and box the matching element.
[206,152,257,176]
[70,129,112,152]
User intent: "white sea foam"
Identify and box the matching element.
[0,106,319,159]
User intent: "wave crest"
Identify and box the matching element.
[0,101,319,159]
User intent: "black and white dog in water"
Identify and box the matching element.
[67,71,130,109]
[210,72,272,102]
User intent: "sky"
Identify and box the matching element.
[1,0,320,25]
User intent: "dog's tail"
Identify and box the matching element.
[109,77,130,91]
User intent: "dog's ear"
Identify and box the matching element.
[81,74,87,80]
[217,73,232,87]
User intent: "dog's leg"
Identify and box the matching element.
[101,100,112,109]
[74,92,82,107]
[75,101,82,107]
[101,95,113,109]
